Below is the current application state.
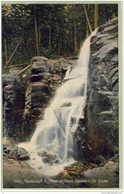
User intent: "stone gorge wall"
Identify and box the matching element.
[74,18,118,162]
[3,57,72,141]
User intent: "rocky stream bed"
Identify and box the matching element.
[3,137,119,189]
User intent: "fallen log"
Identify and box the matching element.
[18,64,31,75]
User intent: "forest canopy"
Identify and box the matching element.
[2,3,118,67]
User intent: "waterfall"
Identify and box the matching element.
[19,29,97,175]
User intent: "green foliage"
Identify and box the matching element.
[2,3,118,66]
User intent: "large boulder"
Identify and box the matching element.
[3,145,30,160]
[83,161,119,188]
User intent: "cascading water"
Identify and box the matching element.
[19,29,97,176]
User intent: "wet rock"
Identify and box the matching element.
[37,150,47,157]
[16,147,30,160]
[18,155,30,160]
[42,154,59,165]
[61,102,72,107]
[5,145,30,161]
[37,150,59,165]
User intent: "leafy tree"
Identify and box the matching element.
[2,3,118,67]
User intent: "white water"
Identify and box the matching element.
[19,29,97,176]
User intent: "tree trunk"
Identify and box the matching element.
[86,5,90,37]
[18,64,31,75]
[6,39,22,66]
[48,25,51,48]
[38,26,41,52]
[83,4,92,34]
[73,4,78,52]
[35,14,39,56]
[4,38,8,66]
[94,4,98,29]
[56,21,60,56]
[86,22,89,37]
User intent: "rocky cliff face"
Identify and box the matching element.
[2,57,72,140]
[74,18,118,162]
[3,73,26,140]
